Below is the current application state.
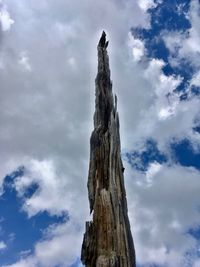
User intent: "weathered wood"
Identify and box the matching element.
[81,32,136,267]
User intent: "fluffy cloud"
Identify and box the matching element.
[145,162,162,185]
[125,162,200,267]
[14,159,88,221]
[137,0,157,11]
[0,241,6,250]
[18,52,31,72]
[128,33,145,62]
[0,0,200,267]
[119,56,200,153]
[0,3,14,32]
[194,259,200,267]
[4,220,83,267]
[163,0,200,68]
[190,70,200,87]
[0,0,156,266]
[0,0,154,184]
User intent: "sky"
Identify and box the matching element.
[0,0,200,266]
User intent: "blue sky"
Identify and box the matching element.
[0,0,200,266]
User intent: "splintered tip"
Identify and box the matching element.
[98,30,109,48]
[102,30,106,37]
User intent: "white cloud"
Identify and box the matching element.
[18,220,82,267]
[128,33,145,61]
[0,2,155,265]
[191,71,200,87]
[3,159,87,266]
[120,56,200,153]
[14,159,88,221]
[18,52,31,72]
[194,259,200,267]
[158,107,175,120]
[0,5,14,31]
[125,162,200,267]
[163,0,200,68]
[0,0,154,183]
[0,0,200,267]
[2,219,84,267]
[146,162,162,185]
[0,241,6,250]
[137,0,157,11]
[3,257,36,267]
[125,45,199,151]
[34,220,82,267]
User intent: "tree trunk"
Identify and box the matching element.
[81,31,136,267]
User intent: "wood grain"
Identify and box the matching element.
[81,32,136,267]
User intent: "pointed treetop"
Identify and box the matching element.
[98,30,109,48]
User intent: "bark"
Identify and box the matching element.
[81,31,136,267]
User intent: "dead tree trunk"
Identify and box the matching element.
[81,31,136,267]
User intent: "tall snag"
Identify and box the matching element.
[81,31,136,267]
